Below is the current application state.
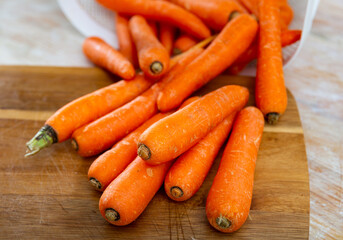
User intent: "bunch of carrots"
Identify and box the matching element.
[26,0,301,233]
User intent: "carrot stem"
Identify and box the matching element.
[25,125,57,157]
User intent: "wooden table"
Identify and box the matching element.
[0,0,342,239]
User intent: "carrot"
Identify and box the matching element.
[25,73,153,157]
[71,85,159,157]
[256,0,288,124]
[206,106,264,233]
[165,112,236,201]
[178,96,200,109]
[82,36,135,80]
[228,29,302,75]
[96,0,211,39]
[159,23,175,55]
[129,15,170,79]
[280,3,294,30]
[157,14,258,112]
[88,112,170,191]
[99,156,172,226]
[138,85,249,165]
[169,0,247,31]
[147,20,159,37]
[173,34,197,55]
[115,14,138,67]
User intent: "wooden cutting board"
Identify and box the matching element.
[0,66,309,239]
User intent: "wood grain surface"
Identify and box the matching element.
[0,66,309,239]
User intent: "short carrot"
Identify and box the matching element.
[228,29,302,75]
[71,85,159,157]
[115,14,138,67]
[138,85,249,165]
[129,15,169,79]
[165,112,237,202]
[97,0,211,39]
[25,73,153,156]
[159,23,175,55]
[99,156,172,226]
[83,36,135,80]
[256,0,288,124]
[173,34,197,55]
[206,106,264,233]
[88,112,170,191]
[147,20,159,37]
[169,0,247,31]
[157,14,258,112]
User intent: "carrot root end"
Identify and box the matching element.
[25,125,57,157]
[89,177,102,190]
[137,144,151,160]
[105,208,120,222]
[266,112,280,125]
[71,139,79,151]
[216,215,232,229]
[170,186,184,199]
[228,11,240,22]
[150,61,163,74]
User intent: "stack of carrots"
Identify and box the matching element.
[25,0,301,233]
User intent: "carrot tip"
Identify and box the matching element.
[216,215,232,229]
[105,208,120,222]
[137,144,151,160]
[25,125,57,157]
[89,177,102,190]
[266,112,280,125]
[71,139,79,151]
[150,61,163,74]
[170,186,184,199]
[228,11,240,22]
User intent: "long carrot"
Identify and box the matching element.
[88,112,170,191]
[206,106,264,233]
[157,14,258,112]
[228,29,302,75]
[256,0,287,124]
[25,73,153,156]
[147,20,159,37]
[165,112,237,201]
[138,85,249,165]
[129,15,169,79]
[115,14,138,67]
[71,85,159,157]
[178,96,200,109]
[159,23,175,55]
[96,0,211,39]
[83,36,135,80]
[173,34,197,55]
[99,156,172,226]
[169,0,247,31]
[237,0,258,16]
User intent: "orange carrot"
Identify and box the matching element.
[129,15,170,79]
[138,85,249,165]
[280,3,293,30]
[71,85,159,157]
[206,106,264,233]
[169,0,247,31]
[147,20,159,37]
[157,14,258,112]
[165,112,237,201]
[88,112,170,191]
[228,29,302,74]
[256,0,287,124]
[96,0,211,39]
[115,14,138,67]
[237,0,258,16]
[25,73,153,156]
[173,34,197,55]
[99,156,172,226]
[83,36,135,80]
[159,23,175,55]
[178,96,200,109]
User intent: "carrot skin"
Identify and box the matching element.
[148,20,159,37]
[116,14,138,67]
[159,23,175,55]
[173,34,197,55]
[88,112,170,191]
[83,37,135,80]
[138,85,249,165]
[165,112,236,201]
[99,156,172,226]
[206,106,264,233]
[129,15,170,79]
[256,0,288,123]
[157,14,258,112]
[97,0,211,39]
